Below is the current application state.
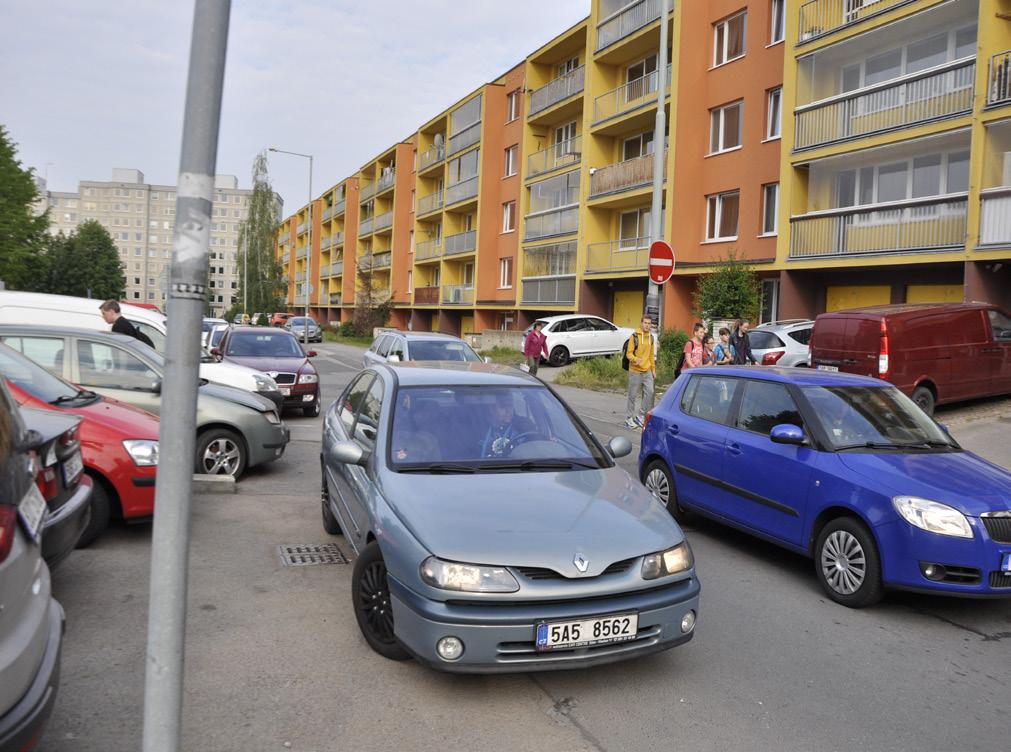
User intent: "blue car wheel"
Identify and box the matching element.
[814,518,884,608]
[643,459,688,523]
[352,542,410,661]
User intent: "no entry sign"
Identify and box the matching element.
[648,240,675,285]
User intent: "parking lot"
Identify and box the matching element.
[40,342,1011,752]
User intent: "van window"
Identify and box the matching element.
[988,309,1011,341]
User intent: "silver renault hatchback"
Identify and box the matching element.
[321,363,700,673]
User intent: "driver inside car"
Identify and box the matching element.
[480,393,537,458]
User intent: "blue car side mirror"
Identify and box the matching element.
[770,424,805,445]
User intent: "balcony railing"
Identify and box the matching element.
[332,260,343,276]
[415,239,442,260]
[593,64,671,123]
[442,285,475,305]
[329,293,342,305]
[527,136,582,179]
[418,190,444,215]
[521,276,576,305]
[444,230,477,256]
[798,0,908,43]
[320,236,332,250]
[419,142,446,171]
[358,216,374,236]
[596,0,662,52]
[297,222,306,235]
[377,170,396,193]
[448,121,481,156]
[530,65,586,115]
[322,206,334,222]
[590,148,666,198]
[295,271,306,282]
[980,187,1011,246]
[333,230,344,246]
[794,60,975,150]
[296,247,307,259]
[524,206,579,240]
[586,237,651,273]
[371,251,392,268]
[989,51,1011,107]
[360,182,377,201]
[334,199,346,216]
[446,175,479,205]
[413,286,440,305]
[789,194,968,258]
[374,211,393,231]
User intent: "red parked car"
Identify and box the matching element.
[0,343,159,546]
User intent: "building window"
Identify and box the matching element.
[502,201,517,232]
[709,101,743,154]
[504,145,518,177]
[706,190,740,241]
[507,89,521,122]
[463,262,474,286]
[766,87,782,140]
[558,57,579,77]
[762,183,779,236]
[714,12,747,67]
[499,257,513,289]
[407,270,413,293]
[770,0,785,44]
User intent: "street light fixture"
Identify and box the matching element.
[268,146,313,346]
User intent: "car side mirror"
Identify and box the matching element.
[149,379,162,395]
[331,440,366,466]
[387,353,400,363]
[770,424,805,445]
[306,350,318,358]
[607,436,632,458]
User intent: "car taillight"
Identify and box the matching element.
[762,351,785,366]
[643,410,653,432]
[37,466,59,503]
[0,505,16,564]
[878,319,889,378]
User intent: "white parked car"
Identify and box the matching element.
[531,314,634,367]
[201,318,228,348]
[747,319,814,367]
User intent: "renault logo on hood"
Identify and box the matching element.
[573,553,589,573]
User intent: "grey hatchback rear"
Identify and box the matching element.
[362,331,482,368]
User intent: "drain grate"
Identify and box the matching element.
[277,543,349,567]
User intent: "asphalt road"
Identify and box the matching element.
[39,342,1011,751]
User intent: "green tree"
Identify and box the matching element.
[352,256,391,337]
[43,221,125,299]
[0,124,49,290]
[237,151,285,315]
[692,250,761,323]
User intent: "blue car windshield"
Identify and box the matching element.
[389,385,607,470]
[408,341,481,362]
[802,386,957,450]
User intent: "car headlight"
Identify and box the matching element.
[123,439,159,467]
[252,373,278,392]
[641,542,693,580]
[420,556,519,593]
[892,496,973,539]
[298,373,318,384]
[262,410,281,425]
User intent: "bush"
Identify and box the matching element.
[657,328,689,385]
[338,320,355,337]
[556,356,627,392]
[693,250,761,322]
[479,346,523,366]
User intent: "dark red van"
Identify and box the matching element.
[809,303,1011,414]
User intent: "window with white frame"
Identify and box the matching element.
[766,88,782,139]
[714,12,747,67]
[499,257,513,289]
[502,201,517,232]
[558,57,579,77]
[770,0,785,44]
[706,191,740,240]
[504,145,518,177]
[623,130,655,160]
[619,208,651,249]
[710,101,743,154]
[762,183,779,235]
[507,90,521,122]
[832,150,970,209]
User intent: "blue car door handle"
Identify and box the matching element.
[727,442,742,456]
[667,424,679,435]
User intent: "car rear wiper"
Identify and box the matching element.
[398,462,476,474]
[480,459,601,472]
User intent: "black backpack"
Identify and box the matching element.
[620,333,639,371]
[674,340,696,379]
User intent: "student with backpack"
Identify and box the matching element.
[713,327,736,365]
[675,322,706,378]
[622,314,656,429]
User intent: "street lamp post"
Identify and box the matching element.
[268,147,313,345]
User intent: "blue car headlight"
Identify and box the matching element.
[892,496,973,539]
[420,557,519,593]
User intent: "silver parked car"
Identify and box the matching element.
[0,326,289,478]
[321,363,700,672]
[284,316,322,343]
[363,331,482,368]
[748,319,814,367]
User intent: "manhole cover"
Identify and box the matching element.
[277,543,349,567]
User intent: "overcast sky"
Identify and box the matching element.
[1,0,587,214]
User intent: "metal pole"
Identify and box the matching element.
[647,0,670,330]
[305,157,312,344]
[242,223,247,315]
[142,3,229,751]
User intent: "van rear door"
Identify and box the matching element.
[810,314,848,370]
[811,313,877,377]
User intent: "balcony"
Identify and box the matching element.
[371,251,392,269]
[798,0,910,44]
[524,206,579,241]
[586,238,651,273]
[374,211,393,232]
[418,190,444,215]
[282,251,291,264]
[329,293,342,305]
[296,247,307,259]
[590,149,666,198]
[989,52,1011,107]
[596,0,662,53]
[360,182,377,201]
[980,187,1011,246]
[789,194,968,258]
[320,235,332,250]
[529,65,586,116]
[297,222,306,235]
[444,230,477,256]
[358,216,374,236]
[377,170,396,194]
[446,175,479,205]
[415,239,442,260]
[794,60,975,151]
[332,260,344,276]
[593,64,670,124]
[522,276,576,305]
[419,142,446,172]
[442,285,475,305]
[527,136,582,179]
[322,206,334,222]
[333,230,344,246]
[448,122,481,156]
[334,199,346,216]
[295,271,306,282]
[413,286,440,305]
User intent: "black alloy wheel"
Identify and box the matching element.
[911,386,935,416]
[351,542,410,660]
[548,346,569,367]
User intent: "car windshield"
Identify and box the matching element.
[226,332,303,358]
[408,340,481,362]
[802,385,958,451]
[389,385,607,471]
[0,344,85,404]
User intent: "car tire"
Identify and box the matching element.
[76,475,111,548]
[548,346,569,367]
[303,400,321,418]
[351,541,411,661]
[320,460,341,535]
[911,386,935,416]
[643,459,689,523]
[195,428,247,479]
[814,517,884,608]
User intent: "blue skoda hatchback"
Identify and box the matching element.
[638,366,1011,607]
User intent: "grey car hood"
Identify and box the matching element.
[200,381,274,412]
[380,467,683,576]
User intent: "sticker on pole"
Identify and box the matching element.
[648,241,675,285]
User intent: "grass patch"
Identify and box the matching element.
[555,356,677,392]
[479,346,524,366]
[322,328,373,347]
